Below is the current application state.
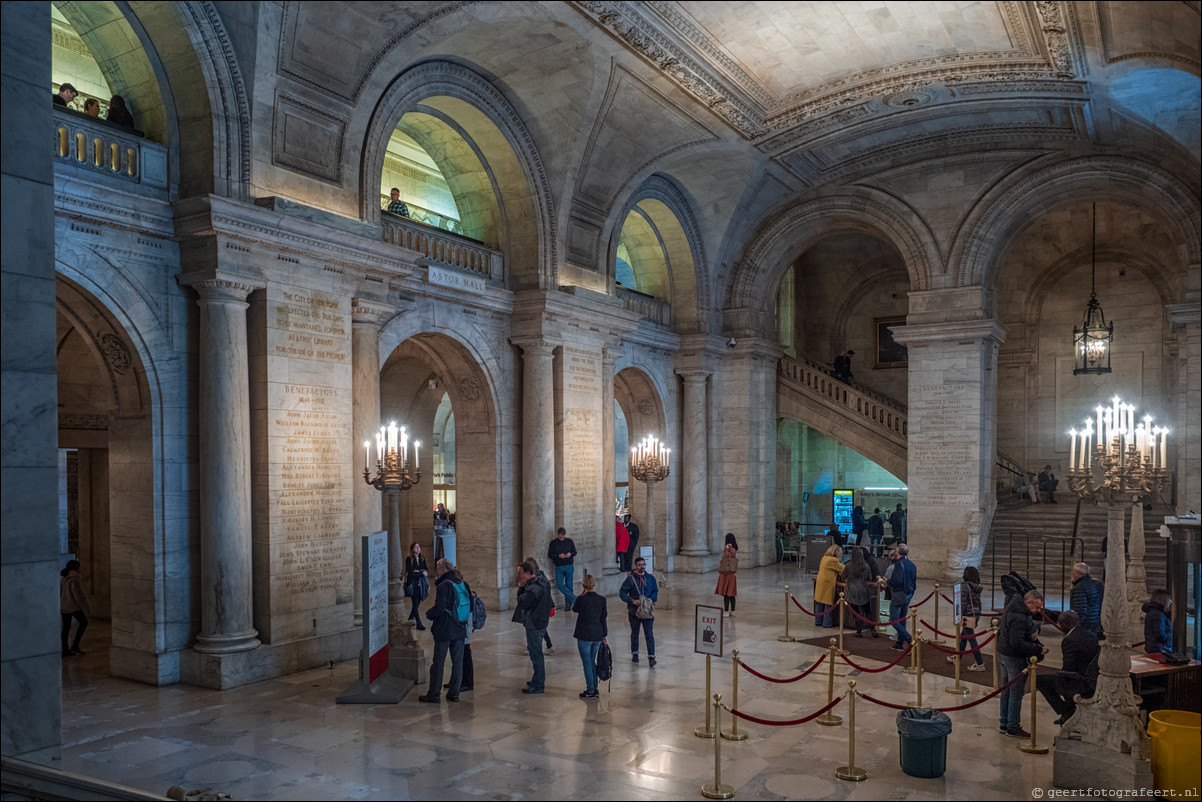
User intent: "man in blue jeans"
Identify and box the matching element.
[887,543,917,650]
[998,589,1047,737]
[619,557,659,667]
[547,527,578,610]
[513,558,553,694]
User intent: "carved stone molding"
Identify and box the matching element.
[1034,1,1076,78]
[98,332,131,373]
[59,413,111,431]
[458,377,482,403]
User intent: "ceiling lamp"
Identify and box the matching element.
[1073,203,1113,375]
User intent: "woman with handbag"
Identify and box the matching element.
[715,543,738,616]
[405,542,429,630]
[572,571,607,700]
[954,566,986,670]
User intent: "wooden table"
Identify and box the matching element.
[1130,654,1202,714]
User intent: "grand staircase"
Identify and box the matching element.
[982,491,1170,612]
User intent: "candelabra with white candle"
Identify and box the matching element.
[629,434,671,606]
[363,422,422,603]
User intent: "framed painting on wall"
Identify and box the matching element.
[874,316,907,369]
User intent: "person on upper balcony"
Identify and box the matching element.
[386,187,411,218]
[53,83,77,108]
[106,95,134,128]
[833,348,855,383]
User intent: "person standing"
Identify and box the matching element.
[623,514,640,573]
[841,547,873,637]
[867,508,885,554]
[889,503,906,543]
[615,518,631,572]
[547,527,578,611]
[385,187,411,218]
[954,566,986,670]
[998,589,1048,737]
[833,349,855,383]
[60,560,89,656]
[53,83,77,107]
[886,544,917,650]
[1142,589,1173,655]
[572,571,607,700]
[715,543,738,616]
[1069,562,1104,638]
[513,558,553,694]
[814,544,844,628]
[1036,609,1099,725]
[404,542,429,631]
[619,557,658,667]
[106,95,134,128]
[851,506,867,547]
[419,558,467,703]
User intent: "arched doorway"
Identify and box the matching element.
[379,331,504,605]
[614,366,673,570]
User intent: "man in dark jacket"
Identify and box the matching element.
[998,589,1048,737]
[888,504,906,543]
[1036,610,1099,725]
[619,557,659,667]
[867,508,886,553]
[886,544,917,650]
[419,558,467,704]
[547,527,578,611]
[1069,562,1104,637]
[514,558,553,694]
[1038,464,1059,503]
[623,515,640,574]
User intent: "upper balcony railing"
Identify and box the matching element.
[53,108,167,194]
[616,285,671,326]
[778,355,908,438]
[380,213,503,282]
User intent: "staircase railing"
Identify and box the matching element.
[777,355,907,441]
[987,532,1085,614]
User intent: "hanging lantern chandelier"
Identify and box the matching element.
[1073,202,1113,375]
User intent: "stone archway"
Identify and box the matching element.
[379,331,505,606]
[54,274,157,680]
[614,366,674,571]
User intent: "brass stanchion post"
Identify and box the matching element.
[700,693,734,800]
[837,592,846,655]
[991,618,1000,691]
[695,653,716,738]
[945,647,969,696]
[1018,656,1049,754]
[908,628,926,708]
[778,585,796,642]
[816,639,843,726]
[722,650,748,741]
[902,609,921,675]
[835,680,867,781]
[932,583,944,643]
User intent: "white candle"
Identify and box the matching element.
[387,421,398,451]
[364,440,370,471]
[1135,424,1144,459]
[1096,406,1104,441]
[1069,429,1077,471]
[414,441,420,469]
[1084,423,1092,469]
[664,448,670,471]
[1112,396,1121,436]
[1160,428,1168,469]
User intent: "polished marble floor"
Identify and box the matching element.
[58,563,1064,800]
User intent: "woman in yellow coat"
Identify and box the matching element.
[814,544,844,628]
[715,543,738,616]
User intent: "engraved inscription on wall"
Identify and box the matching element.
[908,385,978,507]
[561,347,602,540]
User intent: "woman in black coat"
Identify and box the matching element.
[404,542,429,630]
[572,571,607,700]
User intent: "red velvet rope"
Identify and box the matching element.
[1040,610,1067,632]
[739,653,828,683]
[923,631,997,654]
[919,618,966,640]
[728,694,844,726]
[789,595,822,618]
[837,642,914,673]
[856,668,1028,712]
[845,603,909,627]
[911,591,935,608]
[941,593,955,605]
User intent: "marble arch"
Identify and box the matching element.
[608,174,712,335]
[953,156,1202,291]
[724,189,941,337]
[614,364,676,564]
[377,315,512,603]
[359,61,556,290]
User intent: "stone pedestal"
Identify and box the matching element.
[192,278,262,655]
[1125,500,1148,645]
[387,602,426,684]
[1052,735,1153,791]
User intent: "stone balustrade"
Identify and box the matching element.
[777,355,908,439]
[380,215,503,281]
[53,109,167,192]
[616,285,671,326]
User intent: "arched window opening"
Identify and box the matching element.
[431,391,456,516]
[614,399,629,513]
[615,206,670,299]
[381,127,464,234]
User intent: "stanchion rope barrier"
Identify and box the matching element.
[837,643,914,673]
[922,632,997,654]
[789,595,823,618]
[789,591,936,620]
[844,603,909,628]
[740,653,828,683]
[941,593,956,605]
[856,668,1028,713]
[919,618,971,641]
[728,694,845,726]
[910,591,936,608]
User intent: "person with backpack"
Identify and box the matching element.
[619,556,658,667]
[446,566,486,694]
[513,558,553,694]
[572,571,607,700]
[419,558,468,703]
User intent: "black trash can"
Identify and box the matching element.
[896,708,952,778]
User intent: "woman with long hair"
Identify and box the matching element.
[841,547,874,637]
[715,543,738,616]
[956,565,986,670]
[405,542,429,631]
[814,544,844,628]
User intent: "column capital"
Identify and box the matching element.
[891,318,1007,348]
[183,273,265,304]
[510,337,558,357]
[675,368,711,382]
[351,298,394,325]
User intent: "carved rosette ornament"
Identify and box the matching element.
[458,377,482,403]
[637,398,656,417]
[98,332,131,372]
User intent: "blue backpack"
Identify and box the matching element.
[471,590,487,631]
[453,582,471,623]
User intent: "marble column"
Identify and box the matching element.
[1124,500,1148,645]
[602,348,618,574]
[351,301,386,626]
[1168,301,1200,514]
[679,370,710,556]
[520,341,555,562]
[193,279,261,654]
